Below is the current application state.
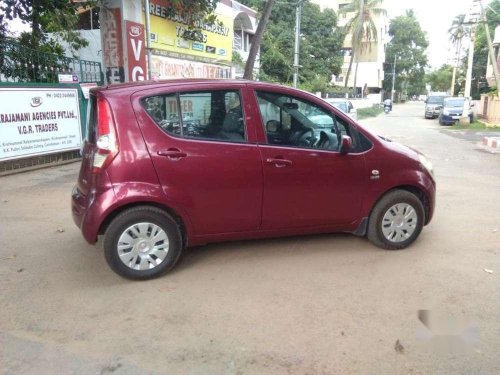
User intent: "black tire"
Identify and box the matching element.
[367,190,424,250]
[103,206,183,280]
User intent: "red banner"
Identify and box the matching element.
[125,21,147,82]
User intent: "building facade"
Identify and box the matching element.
[312,0,388,95]
[95,0,258,84]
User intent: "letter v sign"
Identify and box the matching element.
[131,39,142,61]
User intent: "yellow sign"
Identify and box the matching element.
[145,1,233,63]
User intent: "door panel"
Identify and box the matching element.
[260,146,366,228]
[132,85,263,236]
[251,87,367,229]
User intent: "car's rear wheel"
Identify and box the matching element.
[367,190,424,250]
[104,206,183,280]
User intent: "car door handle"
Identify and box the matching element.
[266,158,292,167]
[158,149,187,159]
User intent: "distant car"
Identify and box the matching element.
[438,97,473,126]
[424,95,448,119]
[324,98,357,121]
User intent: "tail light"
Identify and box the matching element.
[92,97,119,173]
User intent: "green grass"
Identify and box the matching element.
[357,106,383,119]
[448,120,500,131]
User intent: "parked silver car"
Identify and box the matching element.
[324,98,357,121]
[424,95,448,119]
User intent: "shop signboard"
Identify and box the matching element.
[125,20,147,81]
[151,55,232,80]
[146,1,233,62]
[0,87,82,161]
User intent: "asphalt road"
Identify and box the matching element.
[1,101,499,375]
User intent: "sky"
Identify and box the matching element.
[383,0,484,69]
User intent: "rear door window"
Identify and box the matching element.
[141,90,246,143]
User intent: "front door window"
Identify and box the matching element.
[256,91,354,152]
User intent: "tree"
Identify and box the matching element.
[425,65,454,92]
[339,0,386,90]
[383,10,428,99]
[243,0,276,79]
[0,0,95,54]
[472,0,500,98]
[239,0,345,87]
[164,0,218,23]
[448,14,468,95]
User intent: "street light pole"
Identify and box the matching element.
[390,55,396,103]
[460,0,480,124]
[293,0,302,88]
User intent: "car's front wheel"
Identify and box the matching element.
[103,206,183,280]
[367,190,424,250]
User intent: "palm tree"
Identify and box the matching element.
[448,14,468,95]
[339,0,386,93]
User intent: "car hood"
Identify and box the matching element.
[378,135,422,161]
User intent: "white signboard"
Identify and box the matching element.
[58,74,79,83]
[151,55,232,79]
[0,87,82,161]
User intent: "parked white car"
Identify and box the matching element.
[324,98,357,121]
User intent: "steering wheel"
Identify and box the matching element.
[294,127,316,147]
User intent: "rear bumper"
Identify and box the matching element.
[71,185,86,230]
[71,183,116,244]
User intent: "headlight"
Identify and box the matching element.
[419,154,434,178]
[443,109,450,116]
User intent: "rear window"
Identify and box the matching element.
[141,90,247,143]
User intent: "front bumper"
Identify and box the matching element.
[425,108,441,118]
[440,113,462,124]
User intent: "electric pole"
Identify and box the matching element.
[293,0,302,88]
[479,0,500,96]
[390,55,396,103]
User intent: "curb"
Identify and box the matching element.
[482,136,500,149]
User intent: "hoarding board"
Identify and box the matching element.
[151,55,233,79]
[0,87,82,161]
[125,20,147,81]
[146,1,233,63]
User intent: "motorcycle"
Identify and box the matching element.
[384,105,391,114]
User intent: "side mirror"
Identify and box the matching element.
[340,135,353,154]
[471,103,475,107]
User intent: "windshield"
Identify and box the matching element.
[332,102,348,113]
[444,98,465,108]
[427,96,445,104]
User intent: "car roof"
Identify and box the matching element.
[91,79,299,94]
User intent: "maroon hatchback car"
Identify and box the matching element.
[72,79,435,279]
